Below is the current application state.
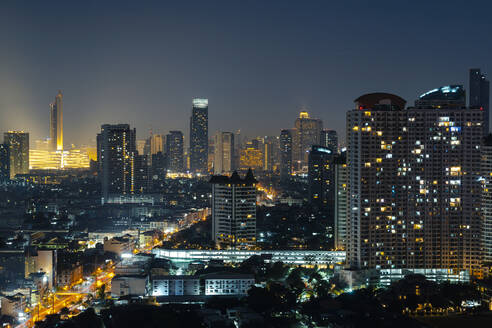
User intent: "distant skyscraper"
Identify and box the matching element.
[279,129,293,179]
[347,90,481,273]
[4,131,29,179]
[136,139,147,156]
[0,144,10,182]
[469,69,490,134]
[166,131,184,172]
[150,134,164,155]
[97,124,136,200]
[134,154,150,194]
[210,169,257,249]
[49,91,63,151]
[334,151,348,250]
[293,111,323,170]
[481,134,492,264]
[308,145,335,212]
[190,98,209,174]
[213,131,234,174]
[320,129,338,153]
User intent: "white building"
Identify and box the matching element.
[151,276,200,296]
[110,275,148,297]
[213,131,234,174]
[203,273,254,296]
[1,293,27,321]
[104,236,135,256]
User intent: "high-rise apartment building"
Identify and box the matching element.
[97,124,136,200]
[4,131,29,179]
[469,69,490,134]
[213,131,234,174]
[308,145,335,212]
[0,144,10,182]
[279,129,293,179]
[320,129,338,153]
[293,111,323,170]
[481,134,492,263]
[210,170,257,249]
[334,151,348,250]
[49,91,63,151]
[347,89,482,273]
[190,98,208,174]
[166,131,184,172]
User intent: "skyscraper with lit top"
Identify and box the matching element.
[50,91,63,151]
[190,98,209,174]
[347,88,482,273]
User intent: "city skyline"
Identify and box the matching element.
[0,1,491,146]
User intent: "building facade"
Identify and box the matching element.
[482,134,492,264]
[279,129,293,179]
[97,124,136,200]
[347,89,482,273]
[469,68,490,134]
[334,151,348,250]
[190,98,209,173]
[166,130,184,172]
[4,131,29,179]
[293,111,323,170]
[0,144,10,182]
[320,129,338,153]
[210,170,257,249]
[213,131,234,174]
[308,145,335,212]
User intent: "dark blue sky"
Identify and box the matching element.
[0,0,491,146]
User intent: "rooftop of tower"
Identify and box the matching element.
[354,93,406,110]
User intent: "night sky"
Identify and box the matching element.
[1,0,491,146]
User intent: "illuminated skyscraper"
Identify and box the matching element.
[213,131,234,174]
[334,151,348,250]
[293,111,323,170]
[190,98,208,173]
[0,144,9,182]
[150,134,164,155]
[166,131,184,172]
[279,129,293,179]
[97,124,136,200]
[210,169,257,249]
[320,129,338,153]
[49,91,63,151]
[347,89,482,273]
[469,69,490,134]
[481,134,492,263]
[4,131,29,179]
[308,145,335,211]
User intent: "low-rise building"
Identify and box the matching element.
[110,275,149,297]
[1,293,27,320]
[104,236,135,256]
[151,276,200,296]
[203,273,254,296]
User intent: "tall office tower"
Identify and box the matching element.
[308,146,335,211]
[347,89,482,273]
[320,129,338,153]
[49,91,63,151]
[481,134,492,263]
[136,140,147,155]
[334,151,348,250]
[97,124,136,200]
[134,154,150,194]
[262,136,278,172]
[190,98,209,173]
[213,131,234,174]
[293,111,323,170]
[279,129,293,179]
[4,131,29,179]
[470,69,490,134]
[210,169,257,249]
[151,151,167,182]
[0,144,9,182]
[166,131,184,172]
[239,142,263,171]
[150,134,164,155]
